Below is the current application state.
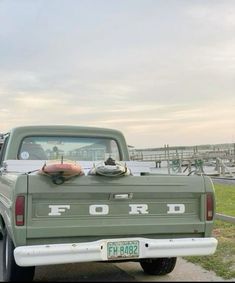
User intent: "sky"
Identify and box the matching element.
[0,0,235,148]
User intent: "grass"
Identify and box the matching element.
[184,182,235,279]
[214,183,235,216]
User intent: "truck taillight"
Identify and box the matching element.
[206,193,214,221]
[15,196,25,226]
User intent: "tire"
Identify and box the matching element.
[140,257,177,276]
[1,227,35,282]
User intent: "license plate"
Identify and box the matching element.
[107,240,139,260]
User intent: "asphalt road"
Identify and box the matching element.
[1,239,233,282]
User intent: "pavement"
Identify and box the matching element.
[23,257,235,281]
[115,257,235,282]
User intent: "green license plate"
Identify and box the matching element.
[107,240,139,260]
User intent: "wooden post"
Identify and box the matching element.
[234,143,235,163]
[167,144,171,174]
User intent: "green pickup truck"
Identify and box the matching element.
[0,125,217,281]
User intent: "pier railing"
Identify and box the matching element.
[130,150,235,163]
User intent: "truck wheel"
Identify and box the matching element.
[140,257,177,275]
[1,228,35,282]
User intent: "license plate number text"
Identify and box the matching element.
[107,240,139,259]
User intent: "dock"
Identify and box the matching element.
[129,143,235,178]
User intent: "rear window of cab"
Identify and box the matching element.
[18,136,121,161]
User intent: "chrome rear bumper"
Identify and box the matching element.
[14,237,218,267]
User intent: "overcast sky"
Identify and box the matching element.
[0,0,235,148]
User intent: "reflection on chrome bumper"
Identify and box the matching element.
[14,237,218,267]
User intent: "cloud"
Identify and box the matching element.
[0,1,235,147]
[186,1,235,29]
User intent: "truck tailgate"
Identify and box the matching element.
[26,174,208,242]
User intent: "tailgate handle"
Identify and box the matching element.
[113,193,132,200]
